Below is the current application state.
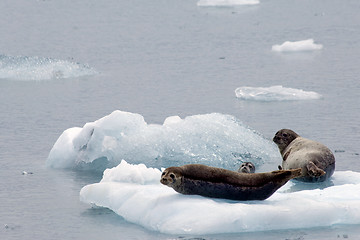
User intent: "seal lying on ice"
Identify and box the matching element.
[160,164,301,201]
[273,129,335,182]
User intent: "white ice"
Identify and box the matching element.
[271,39,323,52]
[235,85,322,101]
[0,54,97,80]
[80,160,360,235]
[47,110,280,172]
[197,0,259,7]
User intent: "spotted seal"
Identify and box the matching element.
[273,129,335,182]
[160,164,301,201]
[238,162,256,173]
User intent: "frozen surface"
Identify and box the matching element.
[271,39,323,52]
[0,54,97,80]
[197,0,259,7]
[3,0,360,239]
[235,85,322,101]
[47,111,280,172]
[80,160,360,235]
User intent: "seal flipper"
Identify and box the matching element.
[306,161,326,177]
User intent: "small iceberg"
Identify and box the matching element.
[197,0,259,7]
[235,85,322,101]
[80,160,360,235]
[0,54,97,81]
[47,110,280,172]
[271,39,323,52]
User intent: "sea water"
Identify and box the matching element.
[1,0,360,239]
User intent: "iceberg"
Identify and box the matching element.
[80,160,360,235]
[0,54,97,80]
[271,39,323,52]
[235,85,322,101]
[47,110,280,172]
[197,0,259,7]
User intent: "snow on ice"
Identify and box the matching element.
[80,160,360,235]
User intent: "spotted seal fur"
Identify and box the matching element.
[160,164,301,201]
[238,162,256,173]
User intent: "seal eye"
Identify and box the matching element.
[282,133,288,138]
[249,165,253,169]
[170,173,175,179]
[161,172,166,176]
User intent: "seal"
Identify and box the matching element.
[273,129,335,182]
[238,162,255,173]
[160,164,301,201]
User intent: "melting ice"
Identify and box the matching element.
[80,160,360,235]
[235,85,322,101]
[0,54,97,80]
[47,110,280,172]
[197,0,259,7]
[48,110,360,234]
[271,39,323,52]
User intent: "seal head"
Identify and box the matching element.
[160,167,184,192]
[273,129,299,155]
[238,162,256,173]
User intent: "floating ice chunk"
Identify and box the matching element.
[197,0,259,7]
[80,161,360,235]
[47,110,280,172]
[271,39,323,52]
[0,54,97,80]
[235,85,322,101]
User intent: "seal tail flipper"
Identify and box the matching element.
[270,168,302,182]
[306,161,326,177]
[289,168,302,178]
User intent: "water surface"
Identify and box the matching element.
[1,0,360,239]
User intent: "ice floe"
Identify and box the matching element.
[47,110,280,172]
[0,54,97,80]
[235,85,322,101]
[271,39,323,52]
[197,0,259,7]
[80,160,360,235]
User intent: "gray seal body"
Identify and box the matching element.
[273,129,335,182]
[160,164,301,201]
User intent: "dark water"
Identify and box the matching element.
[1,0,360,239]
